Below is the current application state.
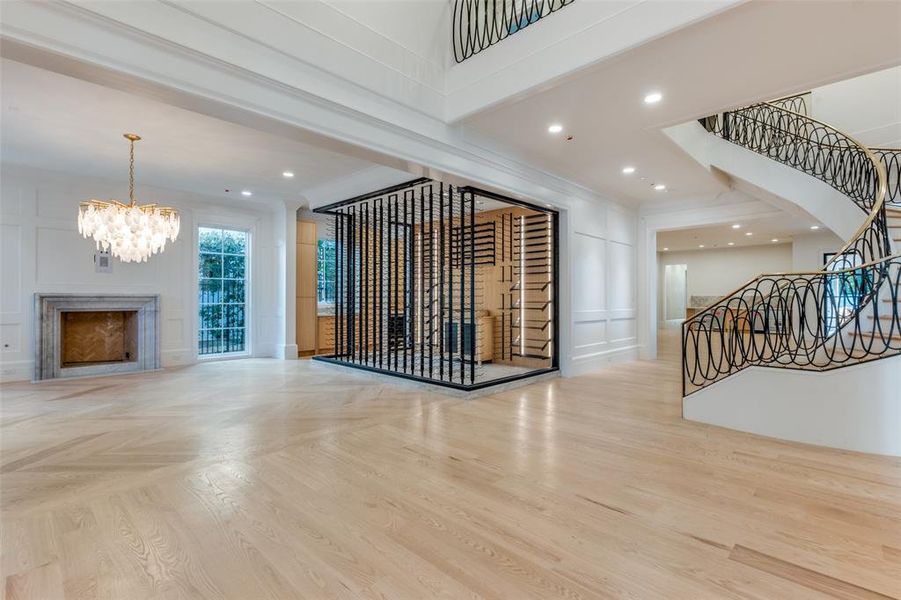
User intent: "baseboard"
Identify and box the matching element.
[563,344,640,377]
[161,348,196,367]
[253,342,279,358]
[0,359,34,383]
[279,344,299,359]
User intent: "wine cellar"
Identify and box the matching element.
[313,178,558,390]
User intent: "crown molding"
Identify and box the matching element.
[1,1,632,217]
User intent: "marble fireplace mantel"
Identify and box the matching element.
[34,293,161,381]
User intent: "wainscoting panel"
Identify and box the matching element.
[0,223,22,315]
[566,203,639,375]
[0,164,282,381]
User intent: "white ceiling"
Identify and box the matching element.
[0,59,379,205]
[2,1,898,215]
[459,0,901,206]
[656,213,822,253]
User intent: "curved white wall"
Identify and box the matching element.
[684,357,901,456]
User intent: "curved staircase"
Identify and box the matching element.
[682,94,901,396]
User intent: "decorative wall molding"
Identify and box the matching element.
[0,164,282,381]
[0,3,642,380]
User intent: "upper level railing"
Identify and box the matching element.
[684,97,900,395]
[704,92,901,207]
[452,0,574,63]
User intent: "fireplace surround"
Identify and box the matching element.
[34,294,160,381]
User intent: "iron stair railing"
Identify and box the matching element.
[683,96,901,396]
[452,0,574,63]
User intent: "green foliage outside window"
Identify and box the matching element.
[199,227,248,355]
[318,239,336,304]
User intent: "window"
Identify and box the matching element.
[823,251,868,336]
[198,227,248,355]
[317,239,336,305]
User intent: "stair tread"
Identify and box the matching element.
[851,331,901,342]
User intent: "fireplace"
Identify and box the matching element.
[61,310,139,366]
[34,294,160,380]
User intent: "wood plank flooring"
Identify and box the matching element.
[2,331,899,599]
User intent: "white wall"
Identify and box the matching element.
[296,198,640,378]
[327,1,449,68]
[656,243,793,325]
[562,200,639,376]
[791,229,846,272]
[0,164,283,382]
[684,357,901,457]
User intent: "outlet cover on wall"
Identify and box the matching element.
[94,249,112,273]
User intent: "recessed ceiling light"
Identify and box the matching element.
[663,247,669,251]
[282,171,294,178]
[728,242,735,246]
[771,238,779,243]
[810,225,820,230]
[653,183,666,191]
[644,92,663,104]
[548,124,563,134]
[731,224,741,229]
[241,190,252,197]
[698,244,705,248]
[622,166,636,174]
[745,232,753,236]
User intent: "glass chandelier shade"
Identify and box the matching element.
[77,133,180,263]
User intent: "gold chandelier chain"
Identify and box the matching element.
[129,137,136,206]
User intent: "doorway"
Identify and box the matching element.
[663,264,688,327]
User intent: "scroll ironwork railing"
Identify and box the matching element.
[684,97,900,395]
[874,147,901,207]
[452,0,574,63]
[702,92,901,207]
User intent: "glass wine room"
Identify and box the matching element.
[313,178,558,390]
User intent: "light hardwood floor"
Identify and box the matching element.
[2,331,899,599]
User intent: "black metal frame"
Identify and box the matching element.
[314,179,559,391]
[452,0,574,63]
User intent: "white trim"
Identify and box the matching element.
[566,344,640,377]
[279,343,299,360]
[0,359,35,383]
[0,6,628,216]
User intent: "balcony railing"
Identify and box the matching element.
[452,0,574,63]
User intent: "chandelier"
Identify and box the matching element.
[77,133,180,263]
